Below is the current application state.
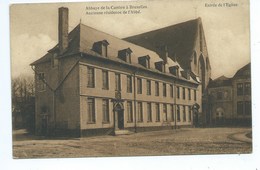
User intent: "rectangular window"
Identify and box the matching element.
[217,92,223,100]
[137,102,143,122]
[237,83,243,96]
[127,101,133,122]
[177,105,180,122]
[147,102,152,122]
[163,104,167,122]
[183,106,186,122]
[87,98,95,123]
[102,99,109,123]
[137,78,142,94]
[37,73,46,91]
[163,83,167,97]
[127,75,132,93]
[237,101,244,115]
[194,90,197,101]
[155,81,159,96]
[170,104,174,121]
[188,106,192,122]
[245,101,251,115]
[244,82,251,95]
[115,73,121,91]
[188,88,191,100]
[177,86,180,99]
[155,103,160,122]
[182,87,185,100]
[147,80,151,95]
[87,67,95,88]
[102,70,109,90]
[170,85,173,98]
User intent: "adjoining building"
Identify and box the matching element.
[31,7,211,136]
[208,63,251,126]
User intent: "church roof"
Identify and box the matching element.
[233,63,251,79]
[124,18,201,70]
[208,75,232,88]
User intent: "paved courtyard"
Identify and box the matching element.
[13,127,252,158]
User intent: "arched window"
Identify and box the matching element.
[194,51,197,65]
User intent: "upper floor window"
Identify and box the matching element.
[182,87,186,100]
[177,86,180,99]
[137,78,142,94]
[127,75,132,93]
[118,48,132,63]
[155,81,159,96]
[92,40,109,57]
[155,61,166,72]
[138,55,150,68]
[194,90,197,101]
[115,73,121,91]
[237,83,243,96]
[188,88,191,100]
[244,82,251,95]
[52,53,58,68]
[170,85,173,98]
[163,83,167,97]
[87,67,95,88]
[102,70,109,90]
[147,80,151,95]
[177,105,180,122]
[37,73,46,91]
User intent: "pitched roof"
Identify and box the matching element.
[31,22,199,84]
[124,18,201,70]
[233,63,251,79]
[208,75,232,88]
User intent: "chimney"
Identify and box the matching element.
[58,7,69,54]
[160,45,168,63]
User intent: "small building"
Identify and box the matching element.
[208,63,251,125]
[31,7,211,136]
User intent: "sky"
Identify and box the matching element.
[10,0,250,79]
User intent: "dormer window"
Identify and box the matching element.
[92,40,109,57]
[169,65,179,77]
[138,55,150,68]
[155,61,166,72]
[118,48,132,63]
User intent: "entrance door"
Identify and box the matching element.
[41,118,48,135]
[118,110,124,129]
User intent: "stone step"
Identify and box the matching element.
[114,129,134,136]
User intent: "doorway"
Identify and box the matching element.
[117,110,124,129]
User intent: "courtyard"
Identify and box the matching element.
[13,127,252,158]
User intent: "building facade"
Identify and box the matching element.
[208,63,251,125]
[31,7,211,136]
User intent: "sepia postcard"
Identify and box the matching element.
[10,0,251,159]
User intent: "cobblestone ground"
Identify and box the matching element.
[13,127,252,158]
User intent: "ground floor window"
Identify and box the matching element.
[155,103,160,122]
[147,102,152,122]
[170,104,174,121]
[102,99,109,123]
[245,101,251,115]
[183,106,186,122]
[177,105,180,122]
[87,98,95,123]
[137,102,143,122]
[163,104,167,122]
[237,101,244,115]
[188,106,192,122]
[127,101,133,122]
